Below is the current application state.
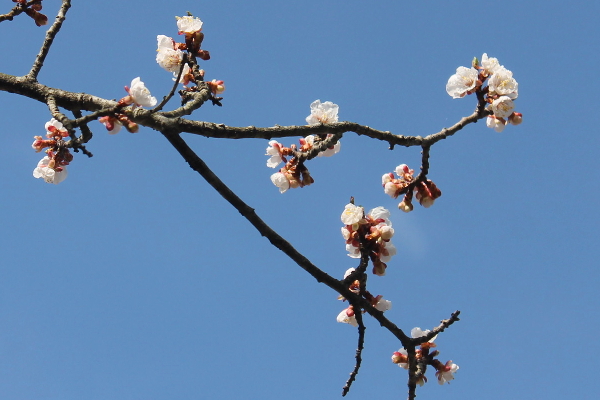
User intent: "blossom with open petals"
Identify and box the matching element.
[44,118,68,138]
[486,116,506,133]
[446,67,478,98]
[336,306,358,327]
[156,35,183,73]
[33,156,67,184]
[266,140,284,168]
[127,77,157,107]
[488,66,518,99]
[436,361,459,385]
[491,95,515,119]
[375,297,392,312]
[480,53,500,76]
[270,171,290,193]
[306,100,339,124]
[176,15,203,34]
[341,203,364,225]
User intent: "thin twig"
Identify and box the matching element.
[46,95,93,156]
[26,0,71,81]
[151,55,188,113]
[342,307,365,396]
[0,0,39,23]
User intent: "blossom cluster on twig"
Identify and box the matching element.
[446,53,522,132]
[267,100,341,193]
[383,163,442,212]
[392,328,459,386]
[31,118,72,184]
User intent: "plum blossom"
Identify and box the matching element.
[176,15,203,34]
[173,63,194,85]
[306,100,339,125]
[336,306,358,327]
[33,156,68,184]
[265,140,284,168]
[488,66,518,99]
[392,348,409,369]
[436,361,459,385]
[480,53,500,76]
[341,203,364,225]
[124,76,157,107]
[375,296,392,312]
[270,171,290,193]
[44,118,69,139]
[446,66,478,98]
[156,35,183,73]
[486,116,506,133]
[491,95,515,119]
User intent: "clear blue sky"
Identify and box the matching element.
[1,1,599,399]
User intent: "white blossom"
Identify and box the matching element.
[380,225,394,240]
[488,66,518,99]
[341,226,351,241]
[173,63,191,83]
[486,116,506,133]
[436,362,459,385]
[481,53,500,76]
[306,100,339,125]
[176,15,203,34]
[345,243,361,258]
[375,297,392,312]
[380,242,396,263]
[368,206,391,226]
[446,67,478,98]
[411,327,437,342]
[393,348,409,369]
[33,156,67,184]
[44,118,65,136]
[491,96,515,119]
[128,77,157,107]
[384,181,397,197]
[270,171,290,193]
[265,140,283,168]
[341,203,364,225]
[336,308,358,327]
[156,35,183,73]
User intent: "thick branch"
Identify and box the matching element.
[0,72,488,149]
[159,130,413,344]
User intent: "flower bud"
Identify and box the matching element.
[509,112,523,126]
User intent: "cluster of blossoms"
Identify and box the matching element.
[392,328,459,386]
[382,164,441,212]
[336,267,392,327]
[341,203,396,276]
[12,0,47,26]
[31,118,73,184]
[267,100,341,193]
[446,53,522,132]
[156,16,224,93]
[99,15,224,136]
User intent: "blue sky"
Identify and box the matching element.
[1,1,599,399]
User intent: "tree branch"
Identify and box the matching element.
[26,0,71,81]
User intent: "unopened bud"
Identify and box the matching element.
[508,112,523,126]
[208,79,225,94]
